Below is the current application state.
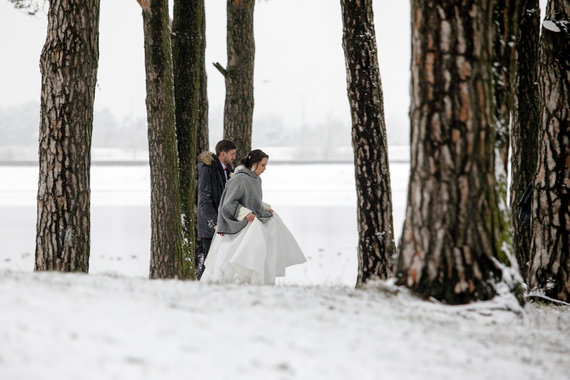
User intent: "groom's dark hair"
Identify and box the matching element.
[215,140,237,155]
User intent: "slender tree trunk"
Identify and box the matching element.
[340,0,395,285]
[511,0,541,279]
[35,0,100,272]
[492,0,521,264]
[397,0,521,304]
[198,0,210,154]
[173,0,204,279]
[528,0,570,301]
[138,0,184,279]
[493,0,519,176]
[223,0,255,160]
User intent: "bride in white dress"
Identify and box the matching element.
[200,149,306,285]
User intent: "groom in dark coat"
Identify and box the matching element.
[196,140,237,279]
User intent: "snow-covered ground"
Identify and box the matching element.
[1,158,569,379]
[1,271,569,380]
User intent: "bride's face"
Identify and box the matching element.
[253,158,268,175]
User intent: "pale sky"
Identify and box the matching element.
[0,0,547,147]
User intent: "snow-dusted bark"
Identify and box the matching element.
[35,0,100,272]
[340,0,396,284]
[511,0,541,279]
[397,0,521,304]
[223,0,255,160]
[139,0,184,279]
[529,0,570,301]
[492,0,521,266]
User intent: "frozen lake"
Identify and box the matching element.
[0,161,409,286]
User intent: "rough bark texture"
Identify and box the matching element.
[397,0,513,304]
[140,0,184,279]
[173,0,203,279]
[492,0,521,265]
[492,0,519,176]
[198,0,210,154]
[511,0,541,279]
[35,0,100,272]
[340,0,396,285]
[529,0,570,301]
[223,0,255,160]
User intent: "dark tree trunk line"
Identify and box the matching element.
[139,0,184,279]
[223,0,255,160]
[492,0,520,175]
[397,0,522,304]
[529,0,570,301]
[510,0,541,279]
[35,0,100,272]
[172,0,204,279]
[340,0,396,285]
[492,0,521,266]
[198,0,210,154]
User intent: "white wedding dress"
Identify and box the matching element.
[200,212,306,285]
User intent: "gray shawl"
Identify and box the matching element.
[216,167,273,235]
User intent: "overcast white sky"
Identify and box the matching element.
[0,0,547,147]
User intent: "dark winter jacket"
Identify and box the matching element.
[216,166,273,235]
[197,152,233,238]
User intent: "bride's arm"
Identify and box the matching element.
[219,178,248,222]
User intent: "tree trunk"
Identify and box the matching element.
[223,0,255,160]
[340,0,396,285]
[511,0,541,279]
[35,0,100,272]
[198,0,210,154]
[139,0,184,279]
[528,0,570,301]
[397,0,520,304]
[492,0,521,265]
[172,0,204,279]
[492,0,519,177]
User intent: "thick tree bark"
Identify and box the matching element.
[198,0,210,154]
[172,0,203,279]
[397,0,520,304]
[511,0,541,279]
[223,0,255,160]
[340,0,395,285]
[35,0,100,272]
[528,0,570,301]
[139,0,184,279]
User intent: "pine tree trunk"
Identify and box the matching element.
[492,0,519,176]
[139,0,184,279]
[223,0,255,160]
[340,0,395,285]
[528,0,570,301]
[511,0,541,279]
[35,0,100,272]
[492,0,521,264]
[198,0,210,154]
[172,0,203,279]
[397,0,515,304]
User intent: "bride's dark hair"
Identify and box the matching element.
[241,149,269,169]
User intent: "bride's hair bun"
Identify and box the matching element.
[241,149,269,169]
